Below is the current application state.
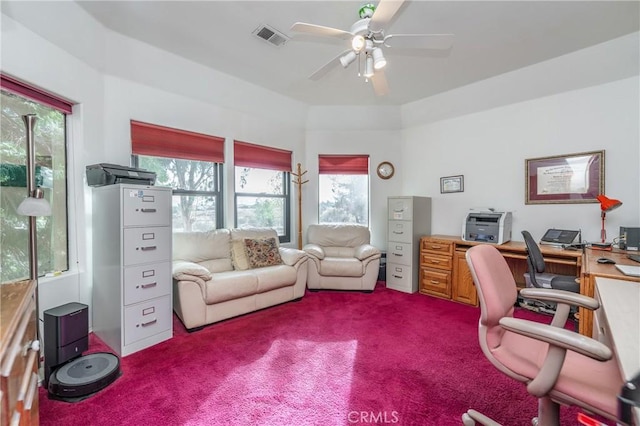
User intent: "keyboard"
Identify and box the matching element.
[628,254,640,263]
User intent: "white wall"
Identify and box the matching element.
[401,35,639,243]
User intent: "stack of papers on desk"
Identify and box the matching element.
[615,264,640,277]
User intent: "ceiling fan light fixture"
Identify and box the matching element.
[339,51,357,68]
[372,47,386,69]
[364,54,374,78]
[351,35,366,52]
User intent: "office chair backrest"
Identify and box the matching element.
[522,230,546,274]
[465,245,518,349]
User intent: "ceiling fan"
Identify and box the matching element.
[290,0,454,96]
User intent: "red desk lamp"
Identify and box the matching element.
[597,194,622,243]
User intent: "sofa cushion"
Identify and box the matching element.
[200,258,233,274]
[230,240,251,271]
[173,229,231,262]
[255,265,297,293]
[307,224,370,247]
[204,270,258,304]
[244,237,283,268]
[319,257,364,277]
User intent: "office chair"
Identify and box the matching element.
[461,244,623,426]
[521,230,580,293]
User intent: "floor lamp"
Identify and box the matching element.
[17,114,51,359]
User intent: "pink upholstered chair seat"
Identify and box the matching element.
[492,330,622,417]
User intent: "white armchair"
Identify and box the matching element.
[303,224,381,291]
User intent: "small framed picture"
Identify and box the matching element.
[440,175,464,194]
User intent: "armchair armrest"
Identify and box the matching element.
[354,244,381,261]
[303,244,325,260]
[172,260,212,281]
[499,317,612,397]
[279,247,307,267]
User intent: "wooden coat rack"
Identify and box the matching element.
[291,163,308,249]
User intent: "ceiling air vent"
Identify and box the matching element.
[253,24,289,47]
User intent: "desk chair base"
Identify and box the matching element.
[462,397,561,426]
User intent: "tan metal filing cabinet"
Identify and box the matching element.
[92,184,173,356]
[386,196,432,293]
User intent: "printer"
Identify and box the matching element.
[462,209,513,245]
[86,163,156,187]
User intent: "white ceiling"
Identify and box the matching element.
[70,1,638,106]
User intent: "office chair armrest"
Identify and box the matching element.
[499,317,613,397]
[520,288,599,310]
[462,409,501,426]
[499,317,612,360]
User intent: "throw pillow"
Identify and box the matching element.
[244,237,283,269]
[231,239,251,271]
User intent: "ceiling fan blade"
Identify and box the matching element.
[290,22,353,40]
[384,34,455,50]
[371,70,389,97]
[369,0,406,33]
[309,49,352,81]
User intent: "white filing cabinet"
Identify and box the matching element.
[92,184,173,356]
[386,196,431,293]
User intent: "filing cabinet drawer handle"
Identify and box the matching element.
[141,208,157,213]
[140,319,157,327]
[430,245,442,249]
[430,280,440,284]
[393,231,404,234]
[140,282,158,289]
[393,208,405,212]
[140,246,157,251]
[393,275,403,279]
[393,253,403,256]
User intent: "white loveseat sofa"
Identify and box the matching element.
[303,224,381,291]
[172,228,308,330]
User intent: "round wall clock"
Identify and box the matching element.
[376,161,395,179]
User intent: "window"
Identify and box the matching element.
[318,155,369,226]
[130,121,224,232]
[1,75,70,283]
[234,141,291,243]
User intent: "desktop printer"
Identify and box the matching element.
[462,209,513,245]
[86,163,156,187]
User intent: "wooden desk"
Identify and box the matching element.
[580,249,640,337]
[419,235,582,306]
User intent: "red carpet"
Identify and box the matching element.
[40,283,594,425]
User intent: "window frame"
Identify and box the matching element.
[131,155,224,231]
[0,81,71,283]
[233,167,291,244]
[318,154,370,226]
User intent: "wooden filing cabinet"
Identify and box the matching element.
[92,184,173,356]
[419,236,478,306]
[419,237,454,299]
[1,280,39,426]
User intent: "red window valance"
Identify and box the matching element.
[234,140,292,172]
[131,120,224,163]
[0,73,73,114]
[318,155,369,175]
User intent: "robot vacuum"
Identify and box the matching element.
[48,352,121,402]
[44,303,122,402]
